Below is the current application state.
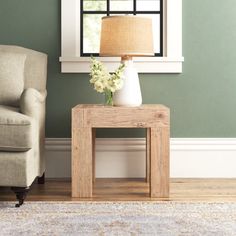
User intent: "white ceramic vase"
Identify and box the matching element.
[113,59,142,107]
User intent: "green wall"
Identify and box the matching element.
[1,0,236,138]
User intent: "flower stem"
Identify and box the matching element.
[105,90,113,106]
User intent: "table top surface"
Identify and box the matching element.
[73,104,169,110]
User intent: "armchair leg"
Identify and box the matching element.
[11,187,30,207]
[38,173,45,184]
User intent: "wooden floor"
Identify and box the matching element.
[1,178,236,202]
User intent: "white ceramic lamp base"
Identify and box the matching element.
[113,59,142,107]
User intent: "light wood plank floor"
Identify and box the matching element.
[1,179,236,202]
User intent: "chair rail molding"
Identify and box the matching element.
[45,138,236,178]
[60,0,184,73]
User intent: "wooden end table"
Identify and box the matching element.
[72,104,170,198]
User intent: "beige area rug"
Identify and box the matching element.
[0,201,236,236]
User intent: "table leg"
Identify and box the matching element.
[92,128,96,183]
[72,127,93,198]
[150,127,169,198]
[146,128,150,183]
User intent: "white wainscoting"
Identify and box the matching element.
[45,138,236,178]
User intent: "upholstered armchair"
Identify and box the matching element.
[0,45,47,207]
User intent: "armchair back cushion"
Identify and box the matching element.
[0,52,26,107]
[0,45,47,92]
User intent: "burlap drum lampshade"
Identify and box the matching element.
[100,16,154,57]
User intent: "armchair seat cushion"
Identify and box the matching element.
[0,105,34,151]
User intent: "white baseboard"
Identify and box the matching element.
[45,138,236,178]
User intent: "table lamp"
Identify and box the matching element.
[100,15,154,107]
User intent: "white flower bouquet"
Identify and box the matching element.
[90,57,125,105]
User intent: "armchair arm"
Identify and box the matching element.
[20,88,47,118]
[20,89,47,180]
